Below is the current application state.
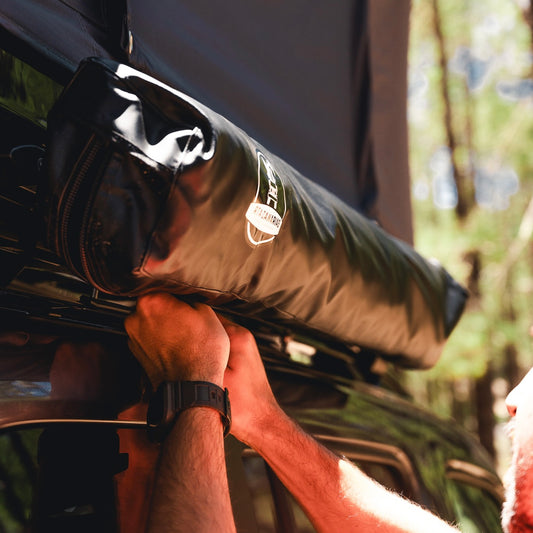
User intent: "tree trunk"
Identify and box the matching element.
[475,364,495,459]
[431,0,472,220]
[520,3,533,78]
[463,249,481,307]
[503,343,521,390]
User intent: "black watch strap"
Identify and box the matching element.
[147,381,231,442]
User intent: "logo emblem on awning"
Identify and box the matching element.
[246,151,286,246]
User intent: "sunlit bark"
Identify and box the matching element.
[431,0,473,220]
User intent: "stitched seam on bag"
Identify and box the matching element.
[85,149,171,292]
[76,130,206,291]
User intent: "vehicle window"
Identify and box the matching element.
[355,459,407,495]
[241,455,277,532]
[443,459,503,533]
[285,491,315,532]
[315,435,421,502]
[241,449,414,533]
[0,427,38,532]
[445,480,503,533]
[285,459,410,533]
[0,424,160,533]
[0,48,63,127]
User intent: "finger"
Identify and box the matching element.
[216,314,235,327]
[217,315,249,338]
[123,312,138,336]
[193,302,221,324]
[126,336,152,369]
[0,332,30,346]
[135,292,185,318]
[127,294,189,336]
[126,337,161,387]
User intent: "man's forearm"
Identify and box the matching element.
[251,406,459,533]
[147,409,236,533]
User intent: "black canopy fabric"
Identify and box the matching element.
[1,1,458,370]
[43,56,465,368]
[0,0,413,242]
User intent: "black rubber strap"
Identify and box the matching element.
[172,381,231,436]
[148,381,231,442]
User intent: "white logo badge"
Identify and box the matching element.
[246,152,286,246]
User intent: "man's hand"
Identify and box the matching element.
[124,293,229,388]
[125,294,236,533]
[50,341,117,402]
[219,317,281,446]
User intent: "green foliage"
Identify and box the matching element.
[0,49,63,128]
[409,0,533,383]
[0,429,40,532]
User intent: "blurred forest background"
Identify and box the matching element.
[406,0,533,474]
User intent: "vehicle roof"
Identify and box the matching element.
[0,324,498,481]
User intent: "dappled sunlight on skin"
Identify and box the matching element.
[338,457,378,510]
[338,458,459,533]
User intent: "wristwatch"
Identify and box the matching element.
[147,381,231,442]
